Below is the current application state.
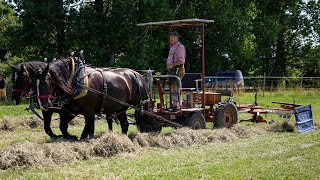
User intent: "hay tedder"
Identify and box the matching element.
[237,93,302,123]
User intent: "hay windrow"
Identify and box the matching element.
[0,132,138,170]
[0,116,85,131]
[0,116,43,131]
[129,125,266,149]
[0,124,281,170]
[265,121,296,132]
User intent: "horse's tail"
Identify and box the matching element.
[131,70,162,133]
[130,70,149,107]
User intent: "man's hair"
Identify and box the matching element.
[169,31,180,37]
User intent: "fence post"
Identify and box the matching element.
[300,78,303,90]
[263,72,266,97]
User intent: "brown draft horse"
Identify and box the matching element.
[35,57,159,139]
[11,60,135,139]
[10,61,78,139]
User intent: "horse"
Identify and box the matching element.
[10,60,127,140]
[34,57,158,139]
[10,61,79,139]
[11,61,46,105]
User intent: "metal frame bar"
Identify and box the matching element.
[137,19,214,118]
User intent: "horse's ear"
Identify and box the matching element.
[21,65,29,76]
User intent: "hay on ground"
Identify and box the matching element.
[0,124,270,170]
[0,116,43,131]
[266,121,296,132]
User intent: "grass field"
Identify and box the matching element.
[0,90,319,179]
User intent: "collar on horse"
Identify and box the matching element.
[69,57,89,99]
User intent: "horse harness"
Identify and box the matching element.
[58,57,149,117]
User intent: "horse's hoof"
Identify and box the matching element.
[80,134,92,140]
[69,135,78,140]
[51,134,60,139]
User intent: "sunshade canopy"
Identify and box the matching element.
[137,18,214,28]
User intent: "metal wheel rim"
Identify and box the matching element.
[222,106,236,128]
[193,119,202,129]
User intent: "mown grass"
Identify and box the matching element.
[1,130,319,179]
[0,89,319,179]
[0,103,32,118]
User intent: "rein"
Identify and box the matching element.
[77,83,183,128]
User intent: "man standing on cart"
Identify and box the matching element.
[166,31,186,111]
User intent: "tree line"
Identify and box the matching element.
[0,0,319,78]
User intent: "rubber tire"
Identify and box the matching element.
[135,112,162,133]
[183,112,206,129]
[213,103,238,128]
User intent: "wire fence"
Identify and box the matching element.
[243,76,320,91]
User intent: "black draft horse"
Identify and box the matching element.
[35,58,158,139]
[10,61,77,139]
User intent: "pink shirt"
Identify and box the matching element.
[166,42,186,66]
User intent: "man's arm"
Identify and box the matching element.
[167,45,186,69]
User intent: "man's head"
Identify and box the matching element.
[169,31,180,45]
[0,74,3,79]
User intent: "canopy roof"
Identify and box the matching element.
[137,18,214,28]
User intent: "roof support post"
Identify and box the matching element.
[201,23,205,114]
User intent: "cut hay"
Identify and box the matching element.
[0,116,43,131]
[129,124,266,149]
[0,115,86,132]
[0,132,138,170]
[266,121,296,132]
[0,124,267,170]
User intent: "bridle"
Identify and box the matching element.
[12,72,32,97]
[36,77,53,99]
[12,81,30,95]
[35,72,60,108]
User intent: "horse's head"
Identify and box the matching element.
[10,64,31,104]
[34,64,53,111]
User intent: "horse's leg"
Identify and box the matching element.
[59,112,77,140]
[42,110,58,139]
[106,116,113,131]
[81,113,95,139]
[117,112,129,134]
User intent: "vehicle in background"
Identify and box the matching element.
[205,70,244,89]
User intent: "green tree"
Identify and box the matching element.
[253,0,304,76]
[0,0,19,60]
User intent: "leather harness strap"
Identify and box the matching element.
[96,68,108,115]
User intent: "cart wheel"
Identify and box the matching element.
[183,112,206,129]
[213,103,238,128]
[135,112,162,133]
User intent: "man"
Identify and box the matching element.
[166,31,186,111]
[0,74,7,102]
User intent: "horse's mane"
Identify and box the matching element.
[49,58,73,95]
[16,61,46,76]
